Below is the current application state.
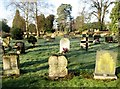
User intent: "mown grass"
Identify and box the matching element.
[1,36,120,89]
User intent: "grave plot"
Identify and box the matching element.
[94,50,117,79]
[2,53,20,76]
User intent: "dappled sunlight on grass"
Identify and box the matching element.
[1,37,120,88]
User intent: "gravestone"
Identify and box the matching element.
[60,38,70,53]
[14,42,25,54]
[3,53,20,75]
[80,34,93,51]
[48,55,68,79]
[2,36,11,54]
[93,35,101,44]
[94,50,117,79]
[105,36,113,43]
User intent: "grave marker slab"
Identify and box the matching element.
[3,53,20,75]
[60,38,70,53]
[94,50,117,79]
[48,55,68,79]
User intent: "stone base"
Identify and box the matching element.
[94,74,117,79]
[3,69,20,76]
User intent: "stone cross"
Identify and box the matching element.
[2,53,20,76]
[80,34,93,51]
[60,38,70,53]
[94,50,117,79]
[48,55,68,79]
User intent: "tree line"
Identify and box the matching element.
[1,0,119,40]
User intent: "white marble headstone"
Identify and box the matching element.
[60,38,70,53]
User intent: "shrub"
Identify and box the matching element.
[11,28,23,40]
[28,36,37,46]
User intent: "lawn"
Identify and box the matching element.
[1,36,120,89]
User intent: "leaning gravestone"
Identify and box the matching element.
[48,55,68,79]
[60,38,70,53]
[94,50,117,79]
[2,53,20,76]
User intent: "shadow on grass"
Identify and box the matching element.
[20,58,48,68]
[116,66,120,76]
[25,47,53,54]
[20,65,49,74]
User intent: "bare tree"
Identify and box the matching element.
[82,0,113,30]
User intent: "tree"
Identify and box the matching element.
[45,14,55,33]
[28,23,37,33]
[12,9,26,32]
[57,4,72,33]
[110,1,120,46]
[1,19,10,33]
[6,1,54,37]
[11,28,23,40]
[37,14,45,35]
[83,0,113,30]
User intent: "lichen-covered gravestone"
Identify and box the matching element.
[94,50,117,79]
[48,55,68,79]
[2,53,20,76]
[60,38,70,53]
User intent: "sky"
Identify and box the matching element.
[0,0,115,27]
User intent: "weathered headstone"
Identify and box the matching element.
[2,53,20,76]
[94,50,117,79]
[48,55,68,79]
[2,36,11,54]
[60,38,70,53]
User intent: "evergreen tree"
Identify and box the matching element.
[12,9,26,32]
[45,14,55,33]
[1,19,10,33]
[110,1,120,33]
[37,14,45,35]
[110,1,120,46]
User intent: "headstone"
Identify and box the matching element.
[14,42,25,54]
[80,34,93,51]
[60,38,70,53]
[93,35,101,44]
[94,50,117,79]
[48,55,68,79]
[105,36,113,43]
[2,36,11,54]
[3,53,20,75]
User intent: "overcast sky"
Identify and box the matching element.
[0,0,115,27]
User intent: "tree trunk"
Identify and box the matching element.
[25,2,29,38]
[35,2,39,38]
